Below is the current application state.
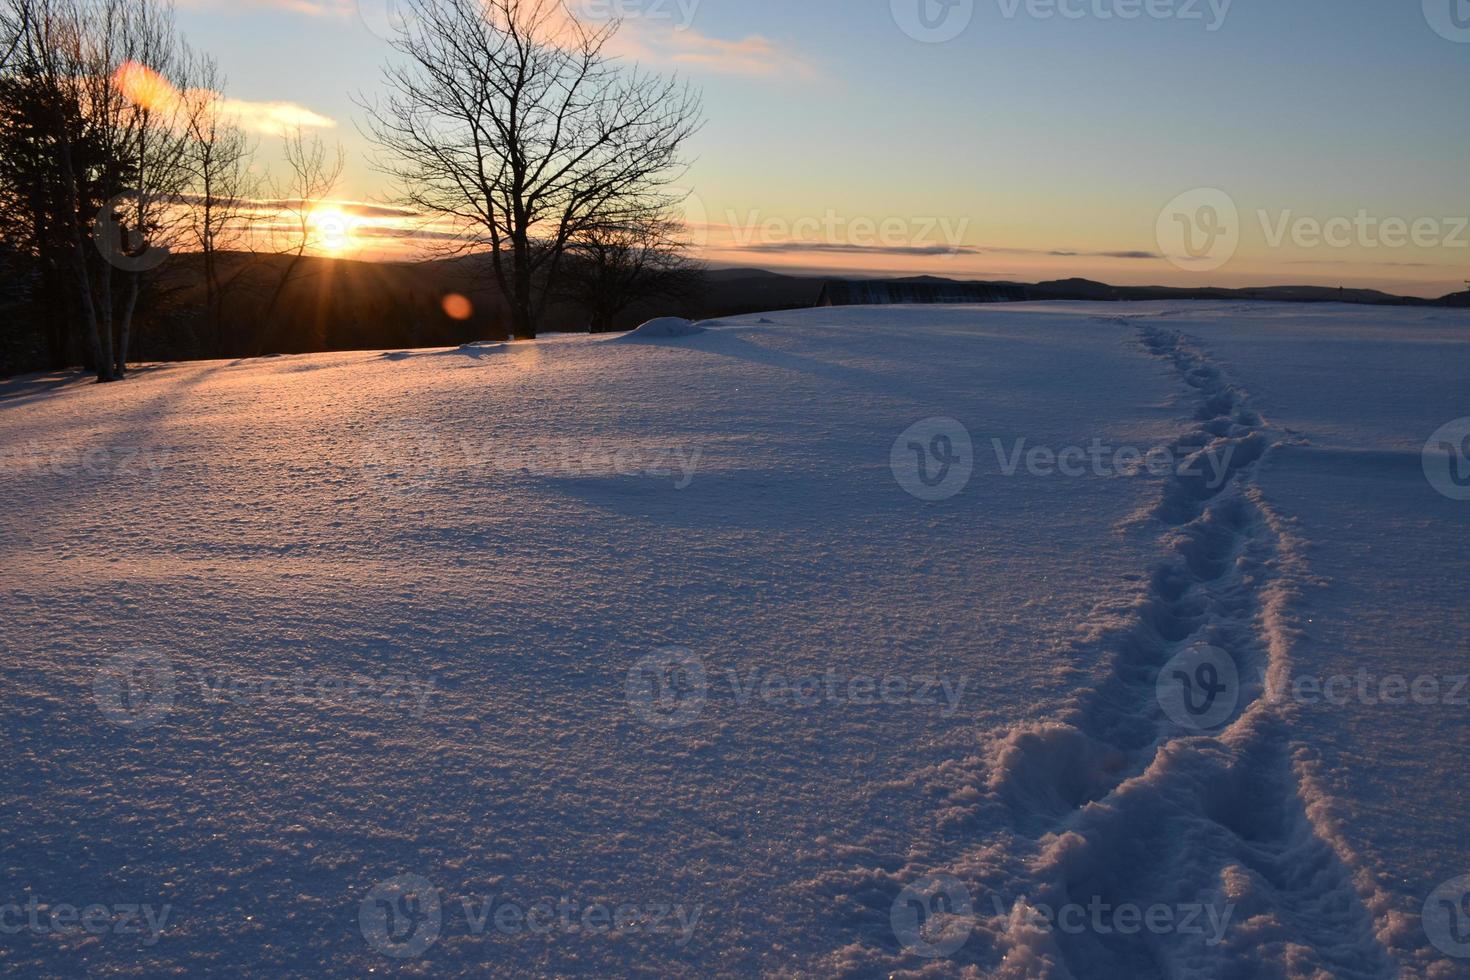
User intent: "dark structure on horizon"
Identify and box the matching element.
[813,275,1470,310]
[816,279,1027,307]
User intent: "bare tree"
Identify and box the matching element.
[564,210,701,332]
[181,53,258,350]
[360,0,702,338]
[261,126,344,326]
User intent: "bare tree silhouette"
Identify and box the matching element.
[181,53,259,352]
[360,0,702,338]
[563,210,701,332]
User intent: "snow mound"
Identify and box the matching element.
[381,342,506,361]
[616,317,706,341]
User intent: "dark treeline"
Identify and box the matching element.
[0,0,705,379]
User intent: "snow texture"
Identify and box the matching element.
[1,302,1467,977]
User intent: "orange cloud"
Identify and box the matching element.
[114,61,337,136]
[540,2,811,78]
[114,62,181,113]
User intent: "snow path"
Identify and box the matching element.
[814,315,1401,978]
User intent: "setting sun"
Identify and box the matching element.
[309,207,357,254]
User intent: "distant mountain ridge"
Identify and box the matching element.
[704,267,1470,308]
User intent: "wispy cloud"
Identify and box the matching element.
[183,196,414,218]
[736,242,981,257]
[608,26,810,78]
[216,98,337,135]
[175,0,354,16]
[716,239,1160,260]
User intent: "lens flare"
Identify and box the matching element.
[441,294,473,320]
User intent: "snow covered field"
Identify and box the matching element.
[1,302,1467,977]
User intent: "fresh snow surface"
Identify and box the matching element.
[1,302,1467,977]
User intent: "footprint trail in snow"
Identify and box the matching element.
[811,317,1398,979]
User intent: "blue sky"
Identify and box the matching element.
[172,0,1470,295]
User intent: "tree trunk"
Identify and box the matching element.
[115,271,139,378]
[52,124,111,380]
[511,232,536,339]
